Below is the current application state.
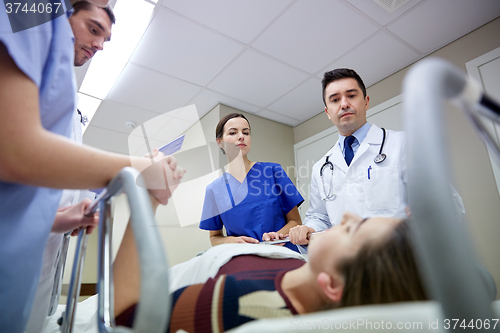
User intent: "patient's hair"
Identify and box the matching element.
[215,113,251,154]
[338,219,428,307]
[322,68,366,106]
[72,0,116,25]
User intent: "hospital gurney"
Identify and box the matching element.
[57,167,171,333]
[404,58,500,328]
[51,59,500,333]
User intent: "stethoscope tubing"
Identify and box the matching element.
[320,127,387,199]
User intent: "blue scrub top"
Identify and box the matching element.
[0,7,76,333]
[200,162,304,251]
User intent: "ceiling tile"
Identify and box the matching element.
[346,0,422,26]
[207,49,308,107]
[160,0,293,44]
[388,0,500,53]
[256,110,298,126]
[107,63,201,114]
[83,126,130,154]
[89,100,162,135]
[188,89,261,117]
[267,78,324,122]
[251,0,378,74]
[130,9,244,86]
[320,31,421,87]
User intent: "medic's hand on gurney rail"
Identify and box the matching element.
[52,198,99,235]
[138,149,186,205]
[288,225,316,245]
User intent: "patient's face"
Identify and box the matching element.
[308,212,401,275]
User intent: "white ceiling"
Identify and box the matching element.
[79,0,500,155]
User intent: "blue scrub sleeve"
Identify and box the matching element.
[199,186,224,231]
[272,164,304,215]
[0,15,52,88]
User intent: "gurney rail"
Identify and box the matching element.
[403,58,500,329]
[59,167,171,333]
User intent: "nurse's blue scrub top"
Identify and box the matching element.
[200,162,304,251]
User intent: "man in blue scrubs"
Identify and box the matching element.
[24,2,116,331]
[0,2,184,331]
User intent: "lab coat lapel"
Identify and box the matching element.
[350,124,382,166]
[329,141,348,174]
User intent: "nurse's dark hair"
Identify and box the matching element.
[215,113,251,154]
[337,219,428,307]
[321,68,366,106]
[72,0,116,25]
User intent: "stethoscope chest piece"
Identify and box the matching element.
[373,128,387,164]
[374,153,386,164]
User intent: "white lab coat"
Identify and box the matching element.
[26,111,95,333]
[305,124,409,231]
[304,124,465,232]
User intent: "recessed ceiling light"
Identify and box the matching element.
[78,0,156,99]
[373,0,409,13]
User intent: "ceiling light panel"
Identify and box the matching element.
[80,0,155,100]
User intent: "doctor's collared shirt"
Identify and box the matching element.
[338,122,372,158]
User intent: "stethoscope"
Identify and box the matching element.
[320,128,387,200]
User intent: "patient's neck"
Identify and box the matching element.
[281,264,335,314]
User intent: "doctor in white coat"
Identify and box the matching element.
[289,68,463,245]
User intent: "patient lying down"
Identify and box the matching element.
[112,198,427,332]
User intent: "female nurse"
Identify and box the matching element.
[199,113,304,251]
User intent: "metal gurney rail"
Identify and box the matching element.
[57,167,171,333]
[404,58,500,331]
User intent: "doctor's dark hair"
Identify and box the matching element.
[215,113,251,154]
[322,68,366,106]
[72,0,116,25]
[337,219,428,307]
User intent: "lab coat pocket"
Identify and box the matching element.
[364,166,400,211]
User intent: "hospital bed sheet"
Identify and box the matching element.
[42,244,306,333]
[45,296,500,333]
[230,300,500,333]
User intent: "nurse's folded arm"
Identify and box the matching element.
[209,230,259,245]
[0,47,182,203]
